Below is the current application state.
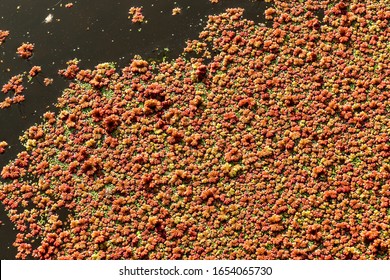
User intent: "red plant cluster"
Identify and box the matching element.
[58,59,80,79]
[1,1,390,260]
[128,7,145,23]
[1,45,46,108]
[29,66,42,78]
[0,74,25,109]
[0,30,9,45]
[16,42,35,59]
[44,78,54,86]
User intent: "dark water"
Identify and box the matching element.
[0,0,270,259]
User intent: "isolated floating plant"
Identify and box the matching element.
[16,42,35,59]
[0,0,390,260]
[172,7,182,16]
[65,3,74,9]
[0,30,9,45]
[128,7,145,23]
[0,141,7,154]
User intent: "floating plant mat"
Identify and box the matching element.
[0,0,270,259]
[1,0,390,260]
[0,0,270,169]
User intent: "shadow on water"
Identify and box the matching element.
[0,0,269,259]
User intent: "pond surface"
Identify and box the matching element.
[0,0,270,259]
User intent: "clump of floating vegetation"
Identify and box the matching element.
[1,0,390,260]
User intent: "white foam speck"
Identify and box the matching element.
[43,14,54,23]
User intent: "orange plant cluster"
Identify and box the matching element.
[128,7,145,23]
[1,65,42,109]
[1,0,390,259]
[0,30,9,45]
[0,141,7,154]
[0,74,25,109]
[16,42,35,59]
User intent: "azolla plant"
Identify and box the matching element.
[16,42,35,59]
[0,66,43,109]
[128,7,145,23]
[1,0,390,259]
[0,74,25,109]
[0,30,9,45]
